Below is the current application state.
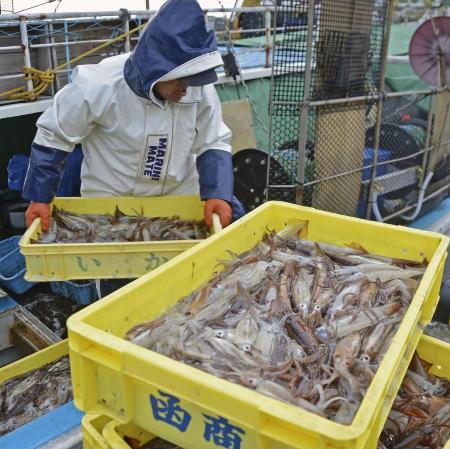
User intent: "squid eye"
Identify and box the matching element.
[216,330,224,338]
[242,344,252,353]
[314,305,321,311]
[361,354,370,363]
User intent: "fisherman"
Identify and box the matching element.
[22,0,244,235]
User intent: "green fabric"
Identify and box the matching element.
[387,23,419,56]
[386,22,431,93]
[386,62,428,92]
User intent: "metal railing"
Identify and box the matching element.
[0,6,416,95]
[0,7,283,96]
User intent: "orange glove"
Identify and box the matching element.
[25,202,51,231]
[204,198,232,228]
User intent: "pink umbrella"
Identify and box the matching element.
[409,16,450,87]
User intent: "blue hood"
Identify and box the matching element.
[124,0,219,100]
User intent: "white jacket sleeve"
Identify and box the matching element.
[193,85,234,203]
[34,65,113,152]
[192,84,232,157]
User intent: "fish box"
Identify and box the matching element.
[0,236,36,294]
[0,296,61,365]
[20,196,221,281]
[82,414,160,449]
[82,415,110,449]
[0,340,83,449]
[50,279,99,305]
[67,201,449,449]
[397,335,450,449]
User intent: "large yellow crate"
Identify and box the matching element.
[82,415,111,449]
[0,339,67,383]
[20,195,218,281]
[103,419,155,449]
[82,414,156,449]
[411,335,450,449]
[67,201,449,449]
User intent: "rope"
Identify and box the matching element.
[0,21,147,102]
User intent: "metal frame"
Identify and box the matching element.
[365,0,395,219]
[266,0,449,223]
[295,0,316,204]
[0,6,280,96]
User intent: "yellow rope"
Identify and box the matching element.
[0,22,146,102]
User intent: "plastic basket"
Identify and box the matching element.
[82,415,112,449]
[0,340,84,448]
[82,414,156,449]
[50,279,98,305]
[410,335,450,449]
[67,201,449,449]
[20,196,221,281]
[103,419,155,449]
[0,236,35,294]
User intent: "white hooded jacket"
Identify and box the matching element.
[22,0,234,204]
[33,53,231,197]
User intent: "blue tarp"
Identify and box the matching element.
[409,197,450,230]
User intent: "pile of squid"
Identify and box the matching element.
[34,206,210,244]
[378,352,450,449]
[0,357,72,435]
[126,225,426,424]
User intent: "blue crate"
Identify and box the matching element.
[50,280,98,305]
[0,236,36,294]
[0,236,21,256]
[362,147,391,181]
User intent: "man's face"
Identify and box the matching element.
[154,80,188,102]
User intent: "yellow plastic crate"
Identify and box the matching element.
[0,339,67,383]
[20,196,220,281]
[67,201,449,449]
[82,414,156,449]
[82,415,111,449]
[408,335,450,449]
[103,419,155,448]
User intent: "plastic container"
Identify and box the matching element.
[0,340,83,449]
[361,147,391,181]
[82,414,156,449]
[0,339,68,392]
[408,335,450,449]
[7,202,29,230]
[67,201,449,449]
[82,415,112,449]
[103,419,155,449]
[0,236,35,294]
[50,279,98,305]
[20,196,221,281]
